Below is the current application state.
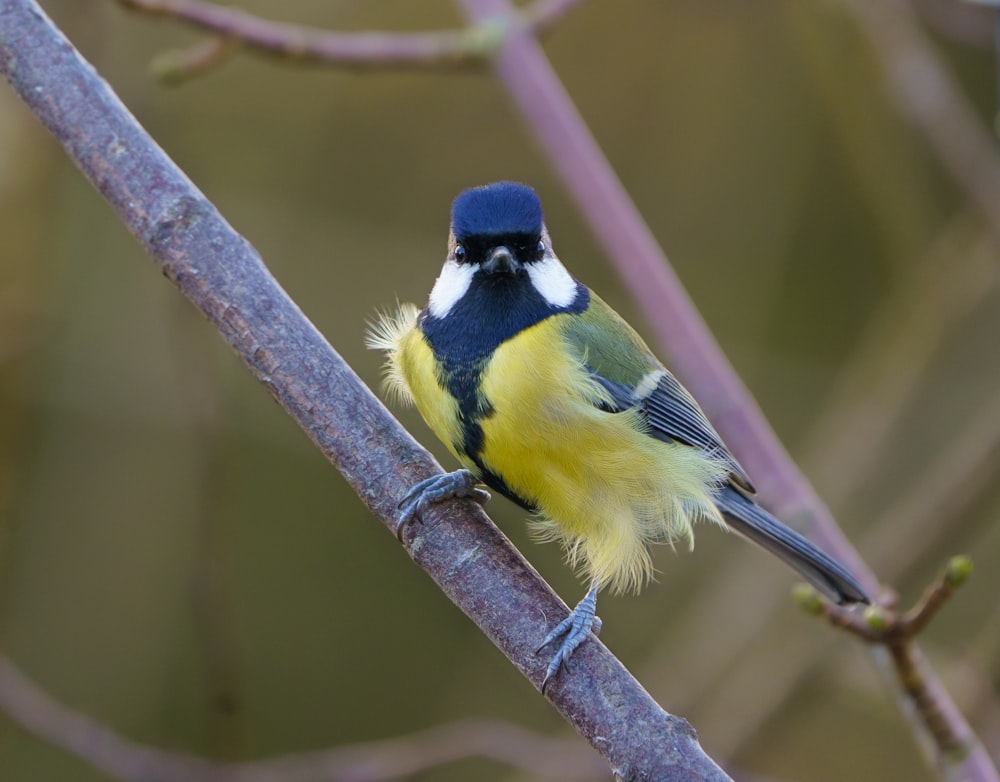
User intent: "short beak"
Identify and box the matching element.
[483,246,520,275]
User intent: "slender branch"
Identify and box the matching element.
[0,656,606,782]
[166,308,246,754]
[799,557,974,756]
[0,1,728,779]
[453,0,996,777]
[900,559,971,637]
[150,37,239,85]
[114,0,583,79]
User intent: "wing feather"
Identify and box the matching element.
[562,292,754,492]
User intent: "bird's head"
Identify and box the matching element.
[427,182,579,319]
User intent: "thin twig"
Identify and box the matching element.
[165,304,246,754]
[115,0,583,79]
[800,557,974,756]
[0,656,606,782]
[150,37,238,85]
[0,2,729,779]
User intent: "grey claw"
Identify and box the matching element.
[538,584,600,693]
[395,469,490,541]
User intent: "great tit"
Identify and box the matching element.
[368,181,869,688]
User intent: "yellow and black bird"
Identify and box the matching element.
[368,181,868,686]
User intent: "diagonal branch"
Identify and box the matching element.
[0,1,728,779]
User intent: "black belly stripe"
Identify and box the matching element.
[418,272,588,514]
[473,458,537,512]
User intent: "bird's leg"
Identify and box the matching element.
[395,469,491,541]
[537,581,602,690]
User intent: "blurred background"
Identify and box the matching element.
[1,1,999,780]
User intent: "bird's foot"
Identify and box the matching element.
[537,584,601,692]
[396,469,490,541]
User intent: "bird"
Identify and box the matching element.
[367,181,869,688]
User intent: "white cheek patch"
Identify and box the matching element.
[428,260,476,318]
[527,254,577,308]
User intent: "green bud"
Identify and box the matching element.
[463,19,508,58]
[793,583,823,615]
[944,555,973,586]
[864,605,888,631]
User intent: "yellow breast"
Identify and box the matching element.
[476,316,725,593]
[373,305,726,594]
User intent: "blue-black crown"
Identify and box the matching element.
[451,182,544,241]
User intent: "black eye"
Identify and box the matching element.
[454,245,466,262]
[536,241,546,259]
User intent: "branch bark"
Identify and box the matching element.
[0,1,729,779]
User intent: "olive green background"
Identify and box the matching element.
[1,1,998,780]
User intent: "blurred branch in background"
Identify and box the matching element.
[115,0,583,81]
[0,1,730,779]
[861,391,1000,584]
[915,0,996,48]
[834,0,1000,244]
[0,657,606,782]
[802,217,996,509]
[166,305,246,758]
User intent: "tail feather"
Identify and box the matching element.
[716,486,869,605]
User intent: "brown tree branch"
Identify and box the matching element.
[0,656,606,782]
[0,1,728,779]
[114,0,583,79]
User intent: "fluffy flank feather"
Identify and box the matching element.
[528,443,728,595]
[480,316,730,594]
[365,303,420,408]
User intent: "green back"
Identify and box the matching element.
[560,290,661,386]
